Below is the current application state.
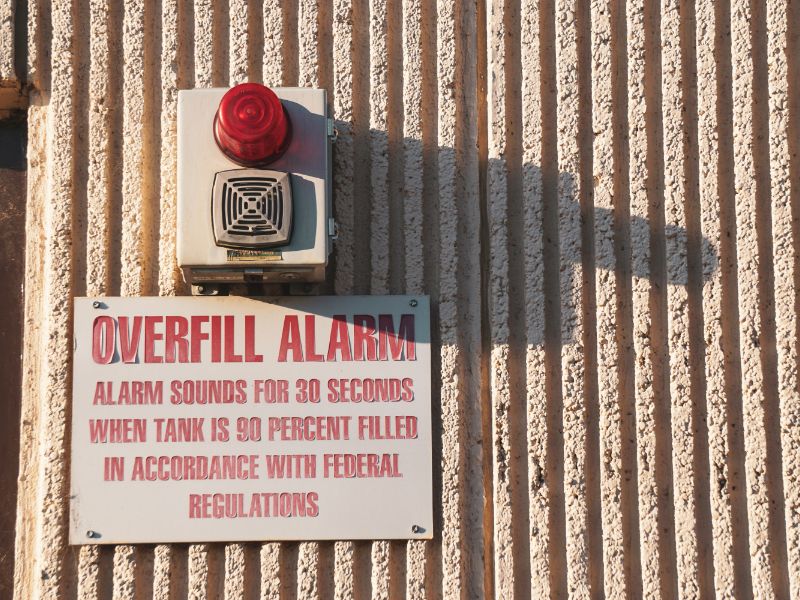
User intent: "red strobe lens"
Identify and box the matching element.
[214,83,291,165]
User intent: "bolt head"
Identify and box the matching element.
[409,299,418,307]
[92,301,101,308]
[411,524,422,533]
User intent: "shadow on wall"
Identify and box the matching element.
[332,125,720,343]
[514,163,719,348]
[328,125,721,590]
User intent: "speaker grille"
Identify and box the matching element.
[212,169,292,248]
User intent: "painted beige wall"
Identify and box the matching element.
[8,0,800,597]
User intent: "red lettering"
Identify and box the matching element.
[378,314,416,360]
[190,316,209,362]
[305,315,323,361]
[103,456,124,481]
[278,315,303,362]
[306,492,319,517]
[224,316,243,362]
[353,315,377,360]
[118,316,142,363]
[327,315,352,361]
[89,418,146,443]
[144,316,164,363]
[189,494,202,518]
[93,381,112,404]
[244,315,263,362]
[92,316,115,364]
[401,377,414,401]
[164,316,189,362]
[211,315,222,362]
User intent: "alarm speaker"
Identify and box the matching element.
[211,169,293,248]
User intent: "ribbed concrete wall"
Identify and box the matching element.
[11,0,800,597]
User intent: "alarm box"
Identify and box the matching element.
[177,85,334,286]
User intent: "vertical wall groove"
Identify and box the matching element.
[643,1,681,596]
[476,0,493,590]
[680,0,716,595]
[0,0,16,79]
[782,0,800,596]
[140,0,162,297]
[626,0,662,595]
[418,0,441,594]
[435,0,465,594]
[456,0,483,594]
[486,0,512,591]
[245,0,262,83]
[229,0,248,84]
[539,0,568,592]
[661,0,698,594]
[590,0,628,595]
[731,0,779,594]
[385,0,404,296]
[697,0,733,593]
[555,0,590,593]
[85,0,112,294]
[350,0,370,294]
[713,0,754,595]
[157,0,184,297]
[119,0,145,296]
[611,0,643,594]
[575,0,602,592]
[519,0,549,596]
[331,0,358,594]
[751,0,791,594]
[368,0,389,297]
[30,0,75,596]
[14,97,47,600]
[504,0,533,594]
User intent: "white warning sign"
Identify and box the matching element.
[69,295,432,544]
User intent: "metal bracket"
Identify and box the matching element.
[328,218,338,240]
[327,118,336,142]
[192,283,222,296]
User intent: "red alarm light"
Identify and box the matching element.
[214,83,291,165]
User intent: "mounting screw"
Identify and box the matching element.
[197,285,205,294]
[411,524,423,534]
[92,301,101,309]
[409,299,418,307]
[86,530,99,539]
